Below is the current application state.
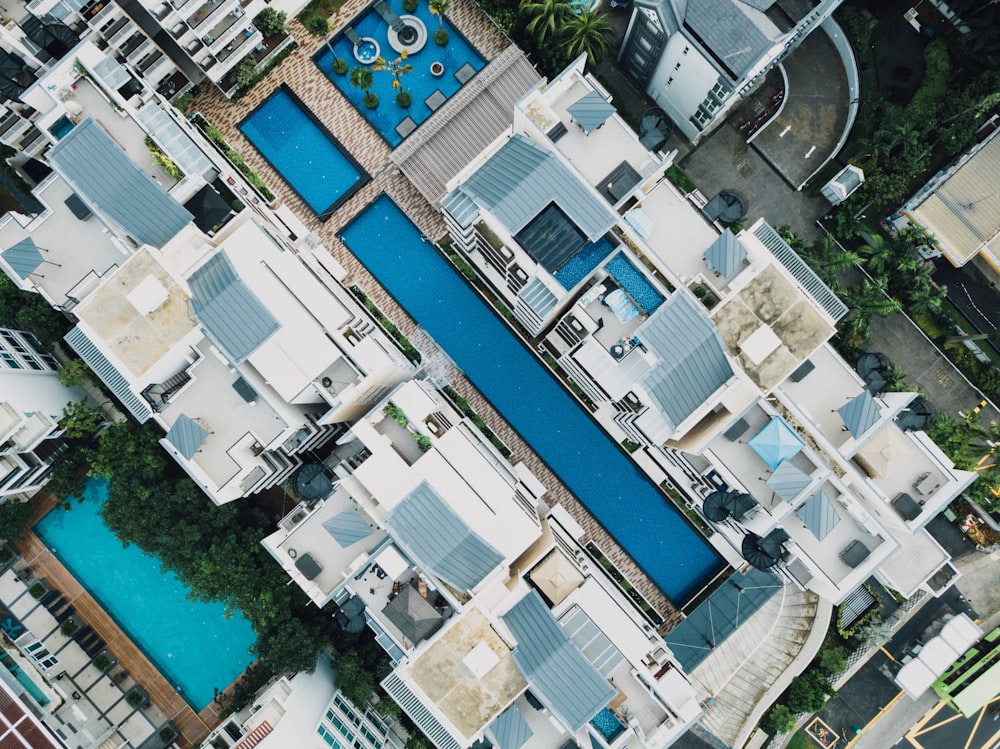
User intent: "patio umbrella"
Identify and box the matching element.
[854,425,914,478]
[896,397,932,431]
[335,595,367,634]
[748,417,805,470]
[530,550,583,605]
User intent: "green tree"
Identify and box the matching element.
[253,7,287,36]
[349,66,378,108]
[428,0,450,28]
[786,671,835,713]
[0,500,33,542]
[760,703,796,734]
[519,0,572,45]
[372,52,412,94]
[839,278,902,346]
[56,359,93,388]
[59,400,104,438]
[335,649,375,705]
[560,9,612,64]
[231,58,257,90]
[819,646,847,677]
[307,17,345,73]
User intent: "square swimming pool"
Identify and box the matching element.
[313,0,486,146]
[239,85,370,218]
[35,478,256,710]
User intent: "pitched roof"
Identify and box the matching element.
[636,292,733,431]
[2,237,43,279]
[748,417,805,470]
[382,482,504,592]
[838,390,879,438]
[501,590,615,732]
[323,507,375,548]
[188,252,280,363]
[490,705,533,749]
[165,413,208,459]
[64,326,151,423]
[704,229,747,278]
[458,134,615,257]
[765,460,812,502]
[47,118,192,248]
[685,0,776,77]
[567,90,615,134]
[381,585,444,644]
[517,277,559,318]
[796,488,841,540]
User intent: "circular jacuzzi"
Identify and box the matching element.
[354,37,380,64]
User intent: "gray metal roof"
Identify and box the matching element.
[796,488,841,540]
[665,567,781,671]
[685,0,775,77]
[165,413,208,460]
[2,237,43,279]
[295,552,322,580]
[518,277,559,318]
[636,292,733,431]
[188,252,280,363]
[490,706,533,749]
[567,90,615,134]
[391,46,542,205]
[382,482,504,592]
[502,590,615,732]
[838,390,879,438]
[752,221,848,321]
[459,134,615,250]
[704,229,747,278]
[765,461,812,503]
[48,118,192,248]
[65,326,151,423]
[323,507,375,548]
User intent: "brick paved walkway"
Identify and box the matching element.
[192,1,684,625]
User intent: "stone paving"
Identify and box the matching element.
[192,1,687,624]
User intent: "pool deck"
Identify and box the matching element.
[195,2,691,627]
[16,495,225,747]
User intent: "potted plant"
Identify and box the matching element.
[434,27,449,45]
[92,652,114,672]
[403,0,418,10]
[349,66,378,109]
[28,582,45,599]
[396,91,411,107]
[157,723,177,745]
[430,61,444,77]
[125,687,148,708]
[60,618,79,637]
[429,0,449,45]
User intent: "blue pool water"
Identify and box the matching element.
[591,707,625,743]
[49,116,75,140]
[340,196,722,602]
[239,86,368,216]
[35,479,256,709]
[554,236,616,290]
[607,254,665,314]
[0,654,49,706]
[314,0,486,146]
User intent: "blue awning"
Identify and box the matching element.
[838,390,879,438]
[165,414,208,459]
[748,417,804,470]
[323,507,374,548]
[567,90,615,134]
[2,237,43,280]
[490,705,533,749]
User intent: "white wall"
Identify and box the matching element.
[647,34,719,141]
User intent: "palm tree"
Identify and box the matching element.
[373,52,413,105]
[429,0,450,28]
[349,66,378,108]
[560,9,613,64]
[307,17,345,73]
[859,617,896,661]
[519,0,572,45]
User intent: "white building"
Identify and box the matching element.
[263,378,707,749]
[0,45,416,504]
[616,0,845,141]
[0,327,82,502]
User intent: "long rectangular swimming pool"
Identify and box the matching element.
[239,85,370,218]
[340,196,723,603]
[35,479,256,710]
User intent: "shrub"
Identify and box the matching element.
[60,618,79,637]
[760,703,796,735]
[403,0,417,10]
[157,725,176,743]
[396,90,412,107]
[28,582,44,599]
[415,434,432,452]
[434,28,449,45]
[0,546,11,565]
[125,688,146,708]
[172,90,196,112]
[820,646,847,677]
[93,653,113,671]
[333,58,348,75]
[363,92,379,109]
[665,165,696,193]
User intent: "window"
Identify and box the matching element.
[317,726,340,748]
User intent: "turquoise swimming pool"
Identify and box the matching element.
[34,479,256,710]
